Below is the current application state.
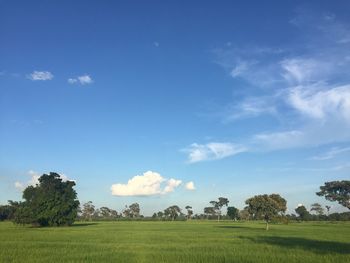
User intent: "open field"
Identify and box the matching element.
[0,221,349,263]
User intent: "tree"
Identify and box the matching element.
[210,197,229,221]
[245,194,287,230]
[164,205,181,221]
[325,205,331,216]
[0,201,18,221]
[129,203,140,218]
[227,206,239,220]
[82,201,95,221]
[295,205,310,221]
[239,208,250,220]
[310,203,324,216]
[316,180,350,209]
[185,206,193,220]
[13,173,79,226]
[204,207,216,219]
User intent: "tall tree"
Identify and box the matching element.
[310,203,324,216]
[316,180,350,209]
[325,205,331,216]
[245,194,287,230]
[210,197,229,221]
[227,206,239,220]
[185,206,193,220]
[13,173,79,226]
[164,205,181,221]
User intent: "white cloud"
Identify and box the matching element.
[28,71,53,81]
[184,142,247,163]
[111,171,182,196]
[185,181,196,190]
[288,84,350,121]
[68,74,93,85]
[14,181,24,190]
[311,147,350,160]
[163,178,182,193]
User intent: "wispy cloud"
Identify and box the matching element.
[110,171,182,196]
[311,147,350,160]
[205,7,350,156]
[27,71,53,81]
[68,74,93,85]
[184,142,247,163]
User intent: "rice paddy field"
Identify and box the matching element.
[0,220,349,263]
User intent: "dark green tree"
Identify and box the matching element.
[245,194,287,230]
[227,206,239,220]
[164,205,181,221]
[204,207,216,219]
[316,180,350,209]
[295,205,310,221]
[13,172,79,226]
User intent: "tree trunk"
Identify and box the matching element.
[217,214,220,222]
[266,221,269,231]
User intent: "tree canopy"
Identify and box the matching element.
[316,180,350,209]
[245,194,287,230]
[13,172,79,226]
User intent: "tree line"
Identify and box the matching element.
[0,172,349,229]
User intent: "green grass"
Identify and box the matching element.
[0,221,349,262]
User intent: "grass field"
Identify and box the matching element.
[0,221,349,263]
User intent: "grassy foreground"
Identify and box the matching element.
[0,221,349,263]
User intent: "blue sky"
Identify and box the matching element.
[1,1,350,215]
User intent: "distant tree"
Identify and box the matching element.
[295,205,310,221]
[227,206,239,220]
[310,203,324,216]
[210,197,229,221]
[325,205,331,216]
[82,201,95,221]
[122,205,131,218]
[204,207,216,219]
[129,203,140,218]
[164,205,181,221]
[152,213,157,219]
[100,207,111,218]
[13,173,79,226]
[245,194,287,230]
[185,206,193,220]
[316,181,350,209]
[0,201,18,221]
[157,211,164,219]
[239,208,250,220]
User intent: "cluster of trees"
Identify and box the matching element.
[0,173,79,226]
[0,172,349,229]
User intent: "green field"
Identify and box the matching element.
[0,221,349,263]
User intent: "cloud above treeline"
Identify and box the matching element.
[111,171,195,196]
